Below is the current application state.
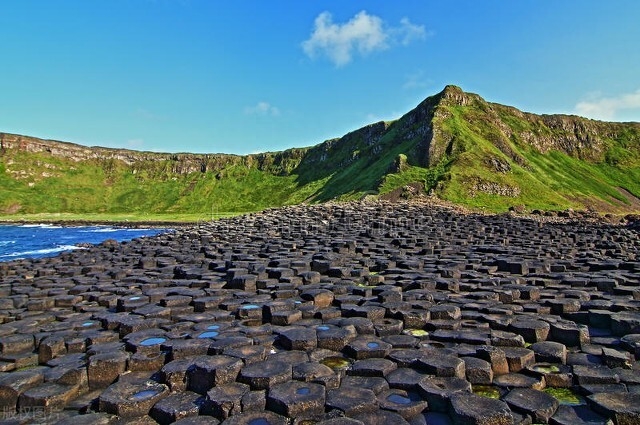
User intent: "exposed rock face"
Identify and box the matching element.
[470,180,521,198]
[0,132,307,176]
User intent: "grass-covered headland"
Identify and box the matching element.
[1,85,639,222]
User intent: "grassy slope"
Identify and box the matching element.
[2,87,640,219]
[432,102,640,212]
[0,151,304,216]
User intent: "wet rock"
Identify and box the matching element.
[386,367,428,391]
[160,358,194,392]
[186,355,244,394]
[237,359,292,390]
[203,382,250,420]
[549,404,610,425]
[218,410,288,425]
[87,351,129,390]
[98,380,169,419]
[587,392,640,424]
[531,341,568,365]
[353,409,410,424]
[377,389,427,420]
[418,376,471,413]
[278,327,318,351]
[266,380,326,419]
[0,367,45,409]
[462,357,493,385]
[449,392,514,425]
[149,391,204,425]
[326,386,378,417]
[494,371,545,390]
[293,361,340,389]
[18,382,78,414]
[344,337,392,360]
[509,319,550,343]
[501,347,536,373]
[1,201,640,421]
[503,388,559,423]
[476,346,510,376]
[415,354,465,379]
[573,365,620,385]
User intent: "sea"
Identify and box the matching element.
[0,224,168,262]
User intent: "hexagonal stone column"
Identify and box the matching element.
[266,381,326,419]
[449,392,514,425]
[416,354,465,379]
[377,388,428,420]
[149,391,204,425]
[344,337,392,360]
[326,386,378,417]
[238,360,292,391]
[503,388,559,423]
[17,382,78,414]
[98,380,169,419]
[87,351,129,390]
[186,355,244,394]
[0,368,45,409]
[418,376,471,412]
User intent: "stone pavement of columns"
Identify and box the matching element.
[0,201,639,424]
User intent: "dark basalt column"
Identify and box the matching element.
[0,200,639,423]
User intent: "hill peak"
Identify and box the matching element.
[1,86,640,216]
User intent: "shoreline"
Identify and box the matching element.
[0,198,636,228]
[0,219,195,228]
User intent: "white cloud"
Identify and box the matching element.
[575,89,640,121]
[244,101,281,117]
[396,17,429,46]
[302,11,427,67]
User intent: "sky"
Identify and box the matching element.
[1,1,639,155]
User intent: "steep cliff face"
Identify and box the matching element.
[1,85,639,215]
[0,132,311,177]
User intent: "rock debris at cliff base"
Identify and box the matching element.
[0,200,639,424]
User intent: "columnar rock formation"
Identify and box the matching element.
[1,201,639,423]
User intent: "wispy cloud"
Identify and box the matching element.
[402,70,431,91]
[244,101,281,117]
[395,17,430,46]
[302,11,428,67]
[575,89,640,121]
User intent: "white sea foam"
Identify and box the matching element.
[0,244,86,259]
[81,227,119,233]
[20,224,63,229]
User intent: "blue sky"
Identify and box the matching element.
[1,1,639,155]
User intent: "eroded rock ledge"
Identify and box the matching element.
[1,201,639,424]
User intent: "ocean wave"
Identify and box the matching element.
[80,227,119,233]
[0,244,86,260]
[20,224,63,229]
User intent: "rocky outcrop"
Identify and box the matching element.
[0,132,309,176]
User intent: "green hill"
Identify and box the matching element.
[1,85,640,220]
